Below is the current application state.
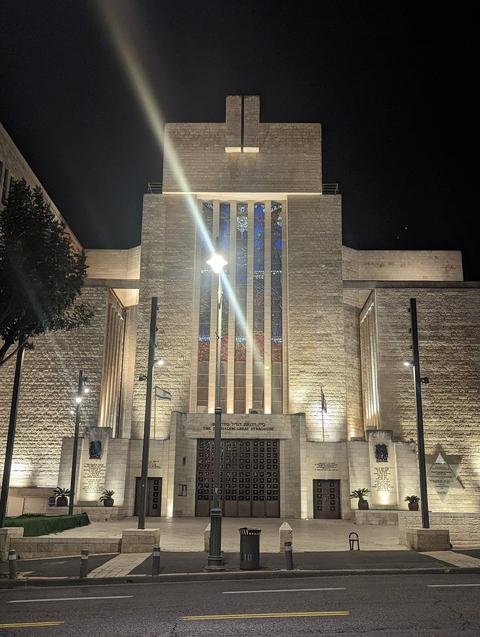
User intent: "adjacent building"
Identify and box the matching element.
[1,98,479,520]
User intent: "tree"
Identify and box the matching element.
[0,178,92,527]
[0,178,92,365]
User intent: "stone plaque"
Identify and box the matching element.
[186,413,292,439]
[367,430,398,507]
[314,462,338,471]
[427,452,463,501]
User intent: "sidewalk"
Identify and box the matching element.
[36,517,405,552]
[0,549,469,580]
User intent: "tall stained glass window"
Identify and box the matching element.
[252,202,265,411]
[234,202,248,413]
[218,202,230,412]
[271,202,283,414]
[196,201,213,408]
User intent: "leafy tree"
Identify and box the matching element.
[0,178,92,366]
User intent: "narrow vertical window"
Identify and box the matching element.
[359,297,380,429]
[234,202,248,413]
[271,202,283,414]
[219,202,230,412]
[252,202,265,411]
[196,201,213,409]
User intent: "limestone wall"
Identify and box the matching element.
[86,247,141,280]
[287,195,347,441]
[342,247,463,281]
[131,194,196,439]
[375,287,480,511]
[0,286,109,488]
[163,123,322,194]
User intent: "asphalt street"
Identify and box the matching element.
[1,573,480,635]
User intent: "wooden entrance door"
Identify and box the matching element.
[313,479,341,519]
[134,477,162,517]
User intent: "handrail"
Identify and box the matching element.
[322,183,339,195]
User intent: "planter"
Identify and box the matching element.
[358,499,369,510]
[56,496,68,507]
[408,502,419,511]
[102,498,114,508]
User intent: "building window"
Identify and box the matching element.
[194,199,286,415]
[271,202,283,414]
[98,293,126,436]
[196,201,213,409]
[359,296,380,429]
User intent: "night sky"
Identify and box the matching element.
[1,1,477,278]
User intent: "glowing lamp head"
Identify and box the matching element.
[207,252,227,274]
[75,396,82,404]
[155,357,165,367]
[403,361,413,368]
[83,386,90,394]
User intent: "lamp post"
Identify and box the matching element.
[138,296,158,530]
[205,249,227,571]
[69,370,88,516]
[408,297,430,529]
[0,344,26,529]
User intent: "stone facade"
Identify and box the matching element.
[1,98,479,523]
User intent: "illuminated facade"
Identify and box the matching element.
[1,99,479,521]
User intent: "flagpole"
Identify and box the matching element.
[321,386,325,442]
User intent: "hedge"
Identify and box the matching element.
[5,513,90,537]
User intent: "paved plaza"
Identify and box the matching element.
[38,517,405,552]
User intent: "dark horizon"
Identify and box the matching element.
[1,1,478,278]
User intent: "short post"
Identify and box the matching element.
[79,548,88,578]
[152,546,161,576]
[284,541,294,570]
[8,549,17,580]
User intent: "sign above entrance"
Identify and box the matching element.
[185,413,292,439]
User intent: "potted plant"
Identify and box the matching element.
[350,488,370,510]
[54,487,70,507]
[100,490,115,507]
[405,495,420,511]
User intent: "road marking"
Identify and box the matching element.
[0,621,64,628]
[222,587,346,594]
[427,583,480,588]
[180,610,350,621]
[8,595,133,604]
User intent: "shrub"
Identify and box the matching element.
[5,513,89,537]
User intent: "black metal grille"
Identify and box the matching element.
[196,439,280,516]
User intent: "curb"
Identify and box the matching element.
[2,566,480,588]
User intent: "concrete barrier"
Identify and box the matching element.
[279,522,293,551]
[204,523,211,552]
[121,528,160,553]
[0,527,24,561]
[11,536,120,559]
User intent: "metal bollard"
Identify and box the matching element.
[79,549,89,578]
[349,531,360,551]
[8,549,17,580]
[284,541,294,570]
[152,547,161,576]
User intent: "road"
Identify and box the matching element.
[1,573,480,635]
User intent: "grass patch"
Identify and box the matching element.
[5,513,90,537]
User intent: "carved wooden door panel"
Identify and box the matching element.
[313,479,341,519]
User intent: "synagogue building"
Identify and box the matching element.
[1,97,479,521]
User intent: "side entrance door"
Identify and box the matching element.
[134,477,162,517]
[313,479,341,519]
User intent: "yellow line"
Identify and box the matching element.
[0,621,64,628]
[180,610,349,621]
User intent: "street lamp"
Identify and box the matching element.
[408,298,430,529]
[69,370,88,516]
[205,248,227,571]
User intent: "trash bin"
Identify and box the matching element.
[239,527,261,570]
